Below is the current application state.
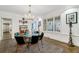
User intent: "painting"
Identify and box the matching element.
[66,12,77,24]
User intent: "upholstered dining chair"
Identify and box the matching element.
[27,35,40,52]
[15,36,27,52]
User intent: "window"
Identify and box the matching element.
[54,16,61,32]
[43,19,47,31]
[47,18,53,31]
[43,16,61,32]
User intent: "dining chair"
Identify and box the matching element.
[27,36,40,52]
[15,36,27,52]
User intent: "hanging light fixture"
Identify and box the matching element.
[25,5,35,20]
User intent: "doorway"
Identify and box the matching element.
[2,18,12,40]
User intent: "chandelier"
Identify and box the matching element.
[25,5,35,20]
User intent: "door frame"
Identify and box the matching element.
[1,17,12,39]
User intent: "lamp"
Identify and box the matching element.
[25,5,35,20]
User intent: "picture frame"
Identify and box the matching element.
[66,12,78,24]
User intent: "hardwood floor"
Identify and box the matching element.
[3,32,11,39]
[0,37,79,53]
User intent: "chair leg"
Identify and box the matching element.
[37,42,40,52]
[16,44,19,52]
[27,42,31,52]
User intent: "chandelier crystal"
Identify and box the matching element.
[25,5,35,20]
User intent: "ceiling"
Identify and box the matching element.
[0,5,79,16]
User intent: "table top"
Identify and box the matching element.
[15,32,41,37]
[15,35,32,37]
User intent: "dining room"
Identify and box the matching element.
[0,5,79,53]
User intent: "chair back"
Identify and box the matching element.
[31,36,39,44]
[39,32,44,40]
[15,36,25,45]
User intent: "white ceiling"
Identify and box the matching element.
[0,5,79,16]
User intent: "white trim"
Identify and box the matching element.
[44,31,79,37]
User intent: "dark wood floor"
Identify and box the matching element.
[0,37,79,53]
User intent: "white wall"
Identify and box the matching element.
[44,8,79,46]
[61,8,79,46]
[61,8,79,35]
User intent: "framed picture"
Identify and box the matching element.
[66,12,77,24]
